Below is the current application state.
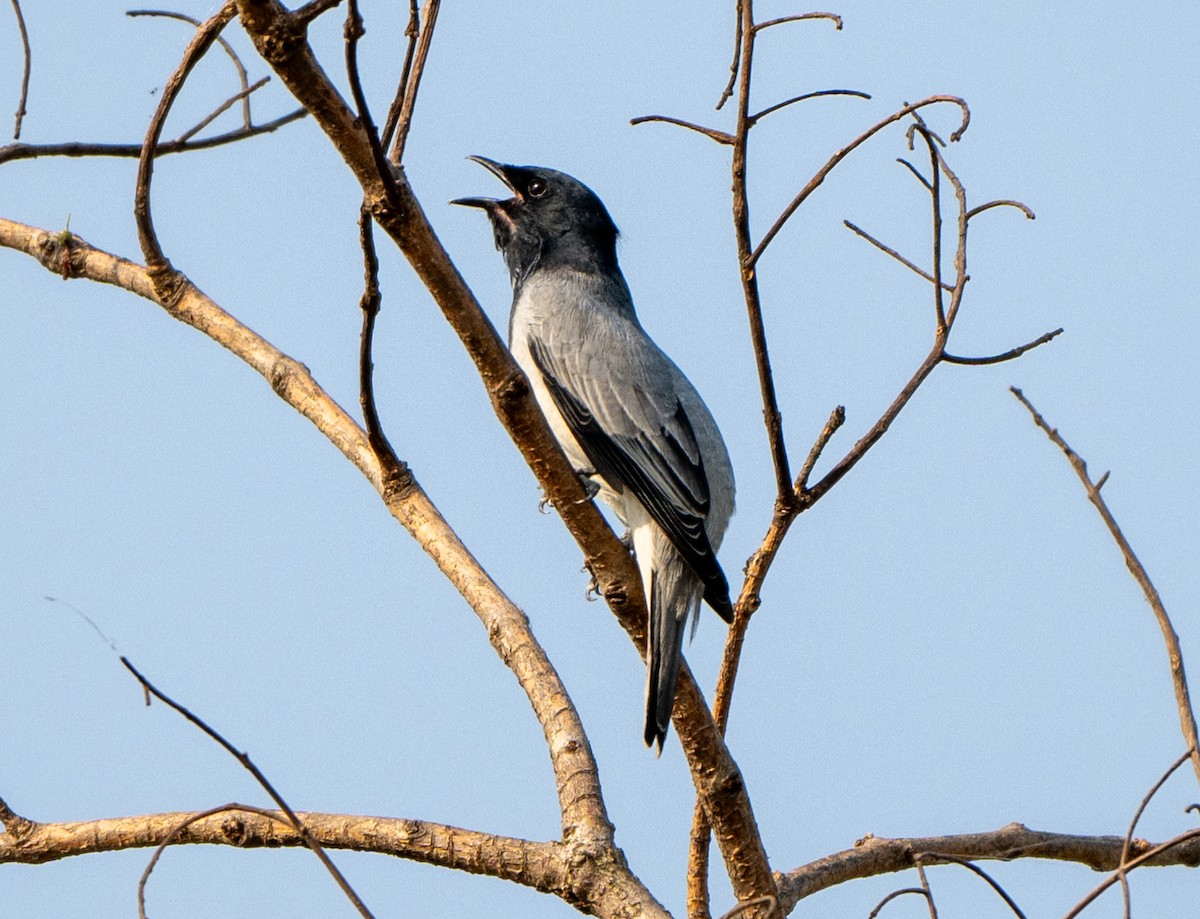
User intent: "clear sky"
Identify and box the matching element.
[3,2,1198,917]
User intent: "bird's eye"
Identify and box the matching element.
[527,178,549,198]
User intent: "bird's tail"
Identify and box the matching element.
[643,549,702,753]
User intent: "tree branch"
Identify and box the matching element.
[777,823,1200,913]
[1011,387,1200,787]
[231,0,773,900]
[8,0,30,139]
[0,216,619,858]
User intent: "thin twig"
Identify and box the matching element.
[9,0,30,139]
[176,76,270,143]
[915,864,939,919]
[715,0,743,111]
[137,804,298,919]
[749,88,869,125]
[752,12,843,33]
[389,0,441,164]
[915,852,1027,919]
[749,95,970,266]
[966,198,1036,221]
[0,109,306,165]
[1118,749,1195,918]
[128,9,253,127]
[732,0,793,505]
[134,2,238,272]
[629,114,735,145]
[943,328,1062,365]
[120,658,376,918]
[1063,828,1200,919]
[294,0,345,24]
[357,206,401,468]
[868,888,933,919]
[844,219,951,290]
[912,126,947,330]
[381,0,419,154]
[796,405,845,492]
[1011,387,1200,788]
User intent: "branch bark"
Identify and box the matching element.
[230,0,774,901]
[0,216,619,858]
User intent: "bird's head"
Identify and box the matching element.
[452,157,619,282]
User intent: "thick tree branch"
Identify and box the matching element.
[776,824,1200,914]
[231,0,773,900]
[0,217,620,860]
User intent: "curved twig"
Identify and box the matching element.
[749,95,970,266]
[966,198,1036,222]
[868,887,933,919]
[943,328,1062,365]
[134,2,238,272]
[630,114,735,145]
[752,12,843,33]
[128,9,254,127]
[915,852,1028,919]
[1118,750,1195,917]
[748,88,870,125]
[9,0,30,139]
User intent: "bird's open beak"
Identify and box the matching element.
[450,155,520,209]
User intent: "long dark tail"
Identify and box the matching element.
[644,553,701,752]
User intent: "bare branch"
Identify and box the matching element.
[176,75,270,143]
[128,9,253,127]
[843,219,952,290]
[134,2,238,273]
[121,658,376,918]
[915,852,1028,919]
[389,0,441,164]
[777,823,1200,913]
[0,217,617,852]
[943,328,1063,365]
[629,114,735,145]
[9,0,30,139]
[1119,750,1196,916]
[294,0,344,24]
[796,405,846,492]
[966,198,1036,222]
[138,804,299,919]
[381,0,420,154]
[231,2,773,899]
[1063,828,1200,919]
[714,0,743,111]
[732,0,792,506]
[0,109,306,165]
[752,12,843,33]
[867,888,933,919]
[749,95,970,266]
[1012,388,1200,787]
[748,88,870,126]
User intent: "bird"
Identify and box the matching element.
[453,157,737,751]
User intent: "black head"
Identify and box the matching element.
[452,156,620,284]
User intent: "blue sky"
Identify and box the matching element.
[3,2,1198,916]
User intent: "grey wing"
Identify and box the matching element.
[527,330,734,622]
